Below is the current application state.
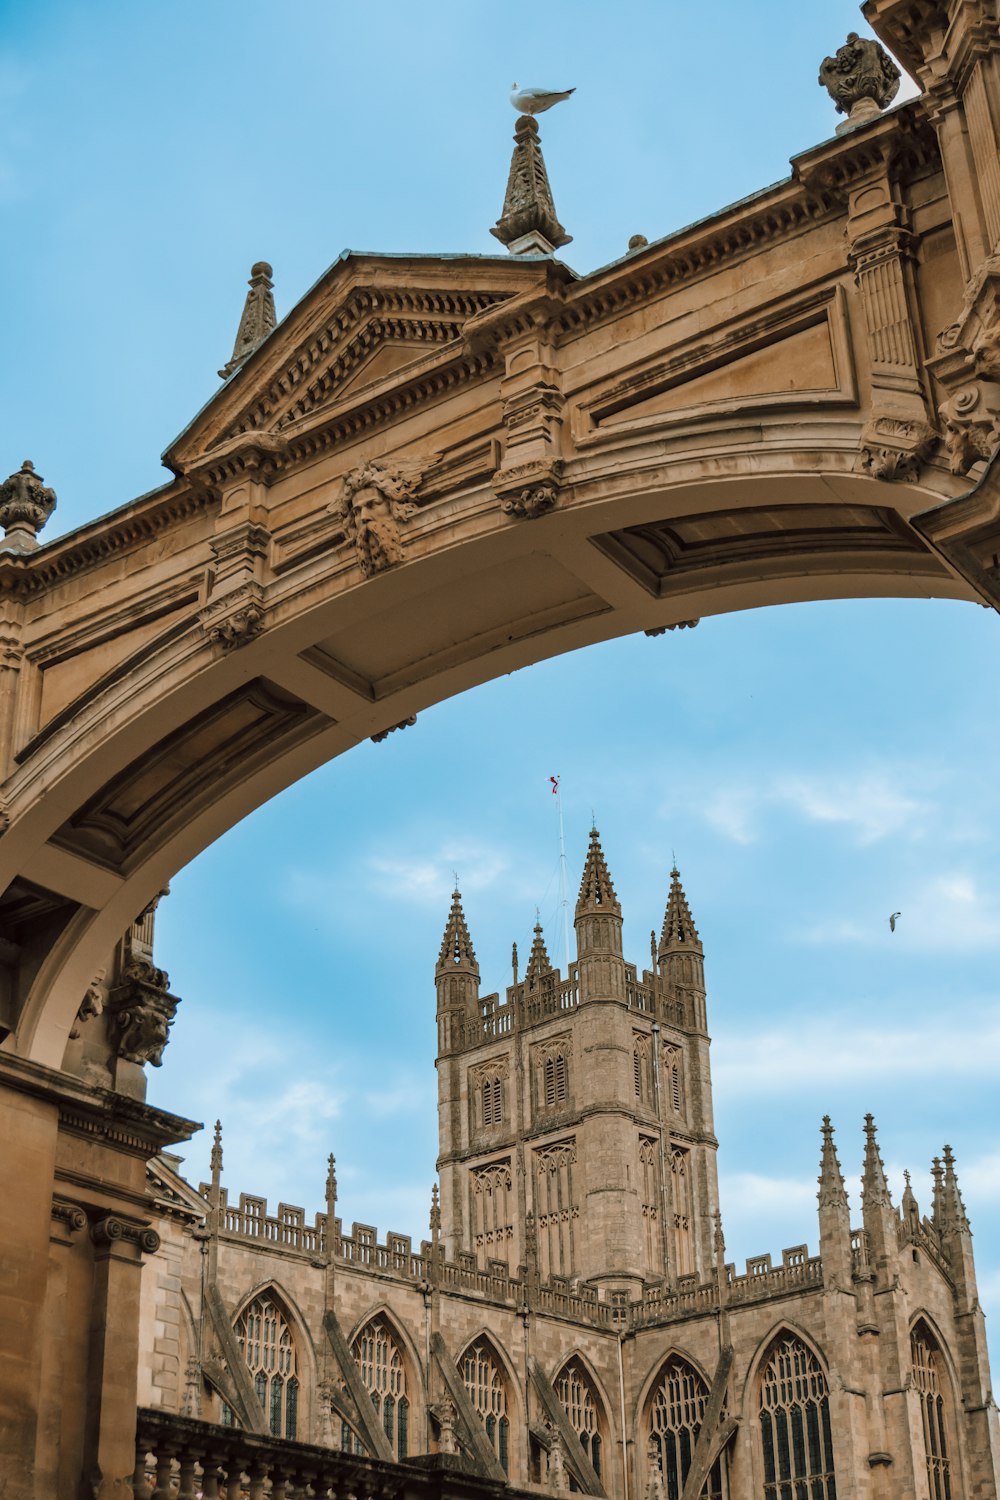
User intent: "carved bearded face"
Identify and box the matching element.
[349,484,402,574]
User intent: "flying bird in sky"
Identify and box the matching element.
[510,84,576,115]
[889,912,901,932]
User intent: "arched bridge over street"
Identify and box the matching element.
[6,48,1000,1069]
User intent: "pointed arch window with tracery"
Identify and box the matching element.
[671,1146,693,1277]
[234,1293,299,1440]
[911,1323,956,1500]
[461,1338,510,1474]
[648,1355,725,1500]
[639,1136,660,1273]
[471,1159,514,1272]
[557,1360,603,1482]
[534,1139,578,1277]
[758,1335,835,1499]
[351,1316,410,1459]
[663,1044,683,1114]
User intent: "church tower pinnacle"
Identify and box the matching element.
[817,1116,852,1285]
[574,827,625,1002]
[435,887,480,1057]
[657,865,707,1033]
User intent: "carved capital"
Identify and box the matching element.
[939,384,1000,474]
[0,461,57,553]
[860,415,938,480]
[199,581,265,651]
[52,1198,87,1234]
[91,1213,161,1256]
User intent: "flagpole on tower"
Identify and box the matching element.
[550,775,571,973]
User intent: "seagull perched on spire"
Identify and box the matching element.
[510,83,575,115]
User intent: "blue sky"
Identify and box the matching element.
[4,0,998,1361]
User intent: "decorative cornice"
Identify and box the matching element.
[0,1052,199,1156]
[0,481,213,598]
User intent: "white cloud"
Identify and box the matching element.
[719,1170,816,1217]
[698,766,930,848]
[713,1017,1000,1094]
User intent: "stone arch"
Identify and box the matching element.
[0,448,977,1071]
[551,1350,614,1486]
[744,1322,836,1500]
[456,1330,523,1477]
[639,1348,726,1500]
[633,1342,715,1439]
[227,1280,318,1440]
[908,1312,966,1498]
[346,1304,426,1459]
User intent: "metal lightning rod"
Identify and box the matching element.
[553,775,571,973]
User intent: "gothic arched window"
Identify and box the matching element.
[663,1044,682,1113]
[234,1293,298,1440]
[461,1338,510,1474]
[911,1322,955,1500]
[557,1360,603,1481]
[648,1356,724,1500]
[758,1334,835,1499]
[544,1053,568,1107]
[351,1316,411,1460]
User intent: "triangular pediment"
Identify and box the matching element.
[163,252,562,479]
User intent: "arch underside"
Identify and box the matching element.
[0,429,987,1067]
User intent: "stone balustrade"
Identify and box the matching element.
[133,1406,520,1499]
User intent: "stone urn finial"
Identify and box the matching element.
[819,32,900,134]
[0,460,57,553]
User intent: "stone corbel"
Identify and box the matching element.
[860,414,938,480]
[930,259,1000,473]
[199,580,265,650]
[107,962,181,1069]
[492,458,563,520]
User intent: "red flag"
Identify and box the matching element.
[550,776,559,795]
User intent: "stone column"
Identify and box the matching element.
[0,1075,60,1500]
[82,1214,161,1496]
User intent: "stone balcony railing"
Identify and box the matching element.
[133,1407,519,1499]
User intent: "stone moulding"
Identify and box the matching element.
[51,1198,87,1233]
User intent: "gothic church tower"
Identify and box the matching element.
[435,833,720,1294]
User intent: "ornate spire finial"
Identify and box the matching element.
[713,1211,726,1262]
[941,1144,970,1230]
[436,886,479,975]
[659,864,701,956]
[525,919,554,982]
[818,1116,849,1211]
[210,1119,223,1180]
[219,261,277,380]
[575,826,622,917]
[325,1153,337,1207]
[0,460,57,554]
[819,32,900,135]
[862,1113,892,1209]
[491,114,571,255]
[430,1182,441,1235]
[931,1155,945,1221]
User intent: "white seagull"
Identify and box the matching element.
[889,911,901,932]
[510,84,576,116]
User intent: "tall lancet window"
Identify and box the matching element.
[648,1356,724,1500]
[470,1159,514,1271]
[911,1323,955,1500]
[234,1293,299,1440]
[671,1147,693,1277]
[351,1316,410,1460]
[557,1360,604,1481]
[461,1339,511,1473]
[758,1335,835,1499]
